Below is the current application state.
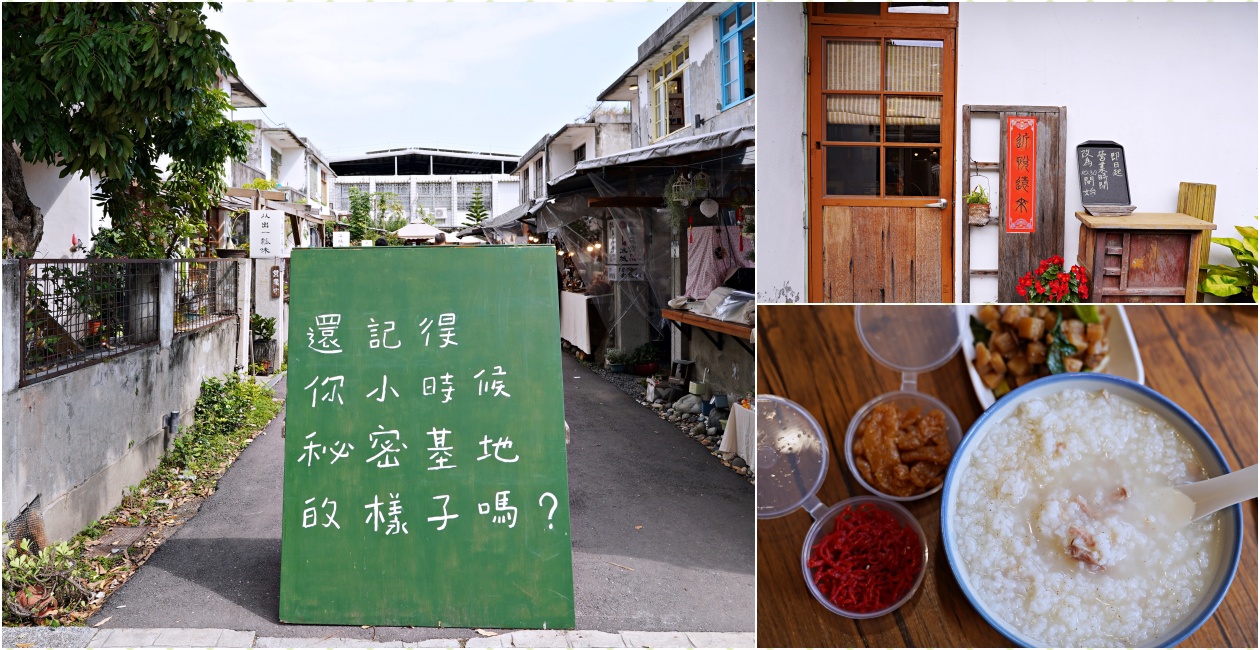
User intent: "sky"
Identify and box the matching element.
[206,2,682,159]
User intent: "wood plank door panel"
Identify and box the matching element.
[808,22,957,303]
[822,206,945,303]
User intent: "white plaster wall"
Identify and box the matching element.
[22,162,96,259]
[754,2,807,303]
[493,180,521,217]
[957,2,1258,302]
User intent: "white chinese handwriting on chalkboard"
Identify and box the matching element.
[305,376,345,407]
[479,491,518,528]
[426,427,456,471]
[1078,148,1126,199]
[368,318,402,349]
[427,495,459,531]
[308,314,343,354]
[296,307,560,538]
[303,497,340,529]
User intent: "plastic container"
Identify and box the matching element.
[756,395,927,618]
[800,496,929,619]
[847,305,963,501]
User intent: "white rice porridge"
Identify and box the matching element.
[952,388,1220,647]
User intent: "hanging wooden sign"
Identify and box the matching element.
[1006,117,1038,233]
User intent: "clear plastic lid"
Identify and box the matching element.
[855,305,962,390]
[756,395,829,519]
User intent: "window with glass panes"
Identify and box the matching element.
[719,4,755,108]
[650,44,689,140]
[821,37,944,197]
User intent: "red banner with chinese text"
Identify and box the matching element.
[1006,116,1037,233]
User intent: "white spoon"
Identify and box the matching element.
[1161,464,1257,529]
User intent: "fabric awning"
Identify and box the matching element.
[395,222,445,239]
[551,124,755,184]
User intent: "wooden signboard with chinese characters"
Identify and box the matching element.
[1005,117,1038,233]
[280,246,574,628]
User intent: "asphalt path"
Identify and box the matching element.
[88,356,755,640]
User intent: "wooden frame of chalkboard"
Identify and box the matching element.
[1076,140,1133,214]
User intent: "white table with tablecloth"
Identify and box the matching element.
[718,401,755,467]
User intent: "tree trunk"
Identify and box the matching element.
[3,142,43,254]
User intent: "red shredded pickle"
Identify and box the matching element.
[807,503,922,614]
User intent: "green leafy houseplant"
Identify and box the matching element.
[249,314,277,341]
[1199,217,1258,302]
[605,347,630,372]
[965,184,991,226]
[250,314,277,372]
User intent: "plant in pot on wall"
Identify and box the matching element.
[965,184,991,226]
[1199,217,1257,303]
[631,343,660,377]
[250,313,278,374]
[605,347,630,374]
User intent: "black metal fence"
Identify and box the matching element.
[19,259,238,386]
[174,260,238,335]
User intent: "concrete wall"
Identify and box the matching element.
[957,2,1258,301]
[595,123,633,158]
[20,162,108,260]
[681,332,753,401]
[754,3,807,303]
[754,2,1256,303]
[2,259,250,543]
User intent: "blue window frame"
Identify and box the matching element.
[719,3,755,109]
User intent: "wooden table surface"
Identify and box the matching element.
[757,305,1257,648]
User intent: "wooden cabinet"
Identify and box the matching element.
[1075,212,1216,303]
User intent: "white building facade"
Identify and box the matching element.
[330,149,520,229]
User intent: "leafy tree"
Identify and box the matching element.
[2,3,252,257]
[415,207,439,227]
[372,192,407,232]
[347,187,372,242]
[465,186,489,226]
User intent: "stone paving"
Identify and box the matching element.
[2,626,756,648]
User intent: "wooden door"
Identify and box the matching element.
[807,13,957,303]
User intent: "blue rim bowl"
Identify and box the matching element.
[940,373,1243,648]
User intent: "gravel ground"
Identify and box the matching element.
[582,359,754,483]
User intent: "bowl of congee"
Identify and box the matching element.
[941,373,1243,647]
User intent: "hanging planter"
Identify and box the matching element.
[965,185,992,227]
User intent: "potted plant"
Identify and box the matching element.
[1199,217,1257,303]
[250,313,278,373]
[1017,255,1089,303]
[631,343,660,377]
[965,184,991,226]
[606,347,630,373]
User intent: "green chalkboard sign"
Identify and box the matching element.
[280,246,574,629]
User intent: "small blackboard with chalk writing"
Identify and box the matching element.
[1076,141,1133,214]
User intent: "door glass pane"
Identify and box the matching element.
[823,3,881,15]
[826,147,879,196]
[723,11,737,35]
[884,147,940,196]
[885,96,941,142]
[885,39,942,92]
[825,95,880,142]
[738,3,752,22]
[825,39,879,91]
